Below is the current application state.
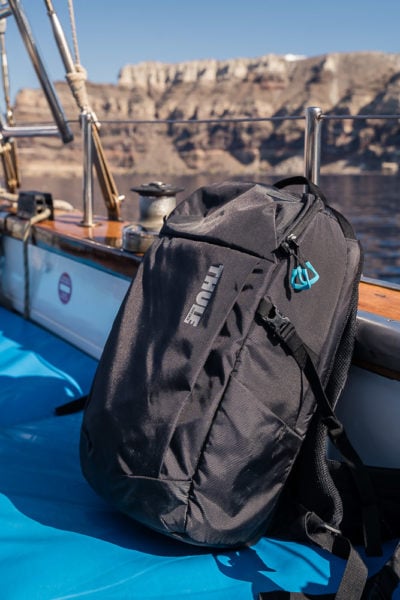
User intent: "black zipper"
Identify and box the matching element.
[278,193,323,247]
[278,194,323,291]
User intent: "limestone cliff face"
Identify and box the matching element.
[12,51,400,176]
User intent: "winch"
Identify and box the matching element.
[122,181,183,253]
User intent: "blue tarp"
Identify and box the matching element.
[0,306,398,599]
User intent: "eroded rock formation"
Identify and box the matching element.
[12,51,400,176]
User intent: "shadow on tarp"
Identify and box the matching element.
[0,307,97,427]
[0,374,89,426]
[0,393,345,599]
[215,541,343,598]
[0,306,98,384]
[0,382,398,598]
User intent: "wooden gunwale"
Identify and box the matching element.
[358,280,400,322]
[357,280,400,380]
[21,210,140,278]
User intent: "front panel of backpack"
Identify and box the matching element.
[80,181,361,548]
[80,229,277,544]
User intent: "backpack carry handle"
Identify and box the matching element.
[274,175,328,206]
[274,176,358,240]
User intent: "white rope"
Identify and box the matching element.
[67,0,80,66]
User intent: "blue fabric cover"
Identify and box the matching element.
[0,306,398,599]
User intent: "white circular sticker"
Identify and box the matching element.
[58,272,72,304]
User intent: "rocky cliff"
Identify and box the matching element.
[12,51,400,177]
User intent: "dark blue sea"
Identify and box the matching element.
[26,173,400,284]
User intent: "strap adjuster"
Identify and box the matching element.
[257,300,294,341]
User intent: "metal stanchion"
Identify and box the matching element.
[81,112,94,227]
[304,106,323,185]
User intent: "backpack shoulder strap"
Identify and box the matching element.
[256,297,382,558]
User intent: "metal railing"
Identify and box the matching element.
[5,106,400,225]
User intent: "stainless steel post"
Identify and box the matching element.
[81,111,94,227]
[1,123,59,137]
[8,0,73,143]
[304,106,322,185]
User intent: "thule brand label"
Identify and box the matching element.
[184,264,224,327]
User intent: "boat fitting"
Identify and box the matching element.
[123,181,183,253]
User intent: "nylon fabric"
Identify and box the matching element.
[81,178,366,549]
[162,181,280,258]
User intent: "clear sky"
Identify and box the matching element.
[4,0,400,100]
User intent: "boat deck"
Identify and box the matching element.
[0,306,398,599]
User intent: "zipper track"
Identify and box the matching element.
[277,193,323,246]
[287,196,323,242]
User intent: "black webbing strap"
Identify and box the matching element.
[55,395,88,416]
[258,524,372,600]
[304,513,368,599]
[258,544,400,600]
[362,541,400,599]
[257,512,369,599]
[256,298,381,557]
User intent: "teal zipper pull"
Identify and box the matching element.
[282,235,319,291]
[291,261,319,290]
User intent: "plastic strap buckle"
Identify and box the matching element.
[263,305,294,342]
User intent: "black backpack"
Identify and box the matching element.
[79,177,399,598]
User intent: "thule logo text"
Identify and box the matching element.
[184,264,224,327]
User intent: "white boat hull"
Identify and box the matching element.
[1,236,130,358]
[336,365,400,468]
